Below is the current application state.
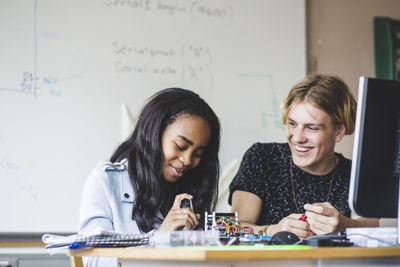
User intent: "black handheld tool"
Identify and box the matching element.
[180,198,193,210]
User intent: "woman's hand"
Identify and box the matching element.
[268,214,314,239]
[158,193,200,231]
[304,202,347,235]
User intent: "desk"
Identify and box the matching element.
[68,246,400,267]
[0,241,69,267]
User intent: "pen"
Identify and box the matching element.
[69,242,91,249]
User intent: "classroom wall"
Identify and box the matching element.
[306,0,400,158]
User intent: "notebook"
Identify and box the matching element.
[42,230,151,249]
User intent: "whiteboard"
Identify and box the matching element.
[0,0,305,232]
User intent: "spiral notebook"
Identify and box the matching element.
[42,230,151,249]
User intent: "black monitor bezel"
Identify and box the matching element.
[349,76,400,218]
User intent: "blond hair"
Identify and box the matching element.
[281,73,357,134]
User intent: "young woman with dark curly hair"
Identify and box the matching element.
[79,88,220,266]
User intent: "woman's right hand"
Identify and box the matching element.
[157,193,200,231]
[268,214,314,239]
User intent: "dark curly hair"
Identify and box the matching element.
[110,88,220,232]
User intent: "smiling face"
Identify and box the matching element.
[161,114,211,183]
[286,101,345,175]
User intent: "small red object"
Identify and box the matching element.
[300,214,308,222]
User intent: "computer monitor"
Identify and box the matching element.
[349,77,400,242]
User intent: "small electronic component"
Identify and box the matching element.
[299,214,308,222]
[204,212,238,235]
[204,212,254,237]
[239,233,271,245]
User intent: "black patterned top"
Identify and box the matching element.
[228,143,352,226]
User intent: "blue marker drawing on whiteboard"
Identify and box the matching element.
[260,91,280,129]
[0,154,21,173]
[0,150,38,200]
[0,0,86,98]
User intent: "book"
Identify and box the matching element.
[42,229,151,249]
